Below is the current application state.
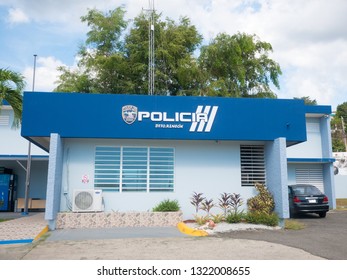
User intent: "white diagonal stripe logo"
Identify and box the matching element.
[190,105,218,132]
[205,106,218,132]
[189,105,203,132]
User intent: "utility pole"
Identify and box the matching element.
[341,116,347,152]
[148,0,155,95]
[23,54,37,215]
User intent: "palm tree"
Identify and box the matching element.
[0,68,25,127]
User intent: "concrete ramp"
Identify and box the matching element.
[0,213,48,244]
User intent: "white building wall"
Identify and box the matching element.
[335,175,347,198]
[60,138,257,219]
[0,107,47,156]
[287,117,323,158]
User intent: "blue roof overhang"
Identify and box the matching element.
[21,92,331,150]
[305,104,332,116]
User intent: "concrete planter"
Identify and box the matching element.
[56,211,183,229]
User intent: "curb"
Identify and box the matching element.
[177,222,208,237]
[34,225,49,241]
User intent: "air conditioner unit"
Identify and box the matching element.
[72,189,103,212]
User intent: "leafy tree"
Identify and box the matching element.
[81,7,127,55]
[55,7,129,94]
[336,102,347,133]
[55,8,203,95]
[199,32,281,98]
[124,12,203,95]
[54,67,93,93]
[0,68,25,127]
[54,7,281,98]
[294,96,317,105]
[332,138,346,152]
[331,102,347,152]
[331,114,342,130]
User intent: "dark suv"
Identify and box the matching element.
[288,184,329,218]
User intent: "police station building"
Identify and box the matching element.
[21,92,335,228]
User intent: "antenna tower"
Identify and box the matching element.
[148,0,155,95]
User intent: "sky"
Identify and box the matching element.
[0,0,346,110]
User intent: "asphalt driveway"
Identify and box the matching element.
[216,210,347,260]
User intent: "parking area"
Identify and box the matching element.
[216,210,347,260]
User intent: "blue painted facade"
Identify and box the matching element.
[22,92,307,146]
[265,138,289,224]
[20,92,335,228]
[45,134,63,229]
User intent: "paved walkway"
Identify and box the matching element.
[0,213,325,260]
[0,213,48,244]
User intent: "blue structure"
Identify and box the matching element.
[22,92,311,145]
[21,92,335,229]
[0,101,48,212]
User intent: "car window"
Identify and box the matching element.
[292,185,322,195]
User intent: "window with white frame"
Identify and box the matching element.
[240,145,266,187]
[94,146,174,192]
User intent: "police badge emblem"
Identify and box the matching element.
[122,105,138,124]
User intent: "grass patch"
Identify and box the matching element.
[244,212,279,227]
[285,219,305,230]
[225,212,244,224]
[336,199,347,207]
[152,199,180,212]
[0,218,12,223]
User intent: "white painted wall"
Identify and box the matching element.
[60,138,257,219]
[335,176,347,198]
[287,117,323,158]
[0,107,47,155]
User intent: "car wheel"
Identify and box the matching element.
[289,208,296,218]
[318,212,327,218]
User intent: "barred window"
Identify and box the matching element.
[122,147,148,192]
[94,146,121,191]
[94,146,174,192]
[149,147,174,192]
[240,145,266,187]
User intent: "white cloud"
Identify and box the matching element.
[1,0,346,109]
[7,8,29,24]
[23,56,65,92]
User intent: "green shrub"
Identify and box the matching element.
[211,213,224,223]
[244,212,279,227]
[229,193,243,215]
[247,183,275,215]
[218,192,231,216]
[152,199,180,212]
[226,212,244,224]
[195,215,209,225]
[201,198,215,217]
